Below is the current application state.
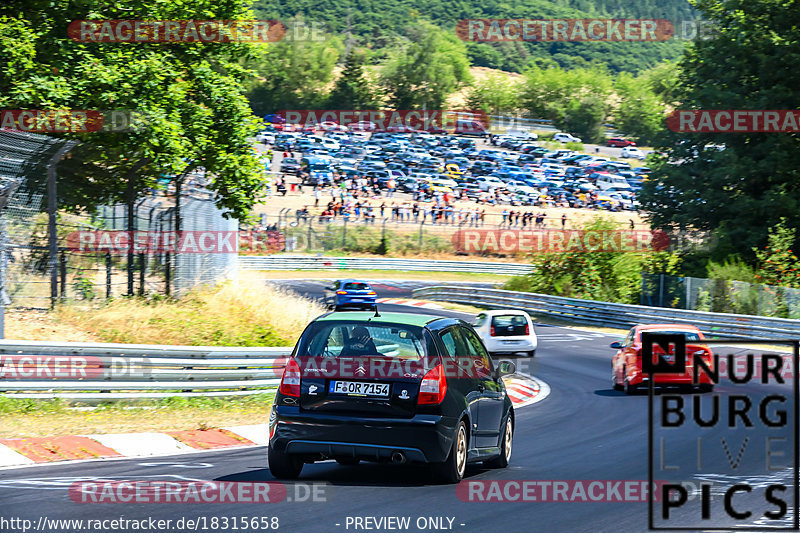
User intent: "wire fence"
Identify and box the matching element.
[0,130,239,310]
[641,273,800,319]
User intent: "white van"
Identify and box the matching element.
[595,174,632,191]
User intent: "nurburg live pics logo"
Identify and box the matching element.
[646,332,799,530]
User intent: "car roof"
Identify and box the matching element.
[478,309,530,317]
[336,279,373,285]
[315,311,444,328]
[636,324,702,331]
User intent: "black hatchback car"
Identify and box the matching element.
[268,312,516,483]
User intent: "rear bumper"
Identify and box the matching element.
[335,297,377,307]
[484,336,537,353]
[628,371,714,386]
[269,406,458,463]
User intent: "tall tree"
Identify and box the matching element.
[245,21,341,116]
[381,22,471,110]
[0,0,265,220]
[518,65,613,143]
[465,73,519,115]
[326,50,380,110]
[614,71,666,145]
[640,0,800,260]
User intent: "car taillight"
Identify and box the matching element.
[490,325,496,336]
[418,364,447,405]
[367,291,376,295]
[525,323,530,335]
[336,290,347,295]
[279,358,301,397]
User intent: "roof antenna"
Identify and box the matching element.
[373,305,381,318]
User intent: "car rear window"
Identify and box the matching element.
[296,322,433,360]
[641,330,702,341]
[343,282,370,291]
[491,314,529,336]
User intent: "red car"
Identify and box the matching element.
[611,324,714,394]
[607,137,636,147]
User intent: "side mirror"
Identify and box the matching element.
[495,360,516,378]
[610,341,623,349]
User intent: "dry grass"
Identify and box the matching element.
[4,309,102,342]
[54,274,325,346]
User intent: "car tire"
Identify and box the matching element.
[624,370,639,395]
[485,417,512,469]
[526,350,536,357]
[268,446,303,479]
[612,371,624,391]
[434,421,468,484]
[335,458,360,466]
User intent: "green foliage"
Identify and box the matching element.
[518,66,613,143]
[614,72,666,145]
[326,49,380,109]
[0,0,265,220]
[0,396,68,415]
[246,19,341,114]
[706,257,757,283]
[381,22,471,109]
[252,0,695,74]
[72,275,96,300]
[465,73,519,115]
[0,393,274,413]
[754,219,800,288]
[641,0,800,261]
[503,217,661,303]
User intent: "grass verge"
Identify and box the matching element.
[0,393,275,439]
[55,276,325,347]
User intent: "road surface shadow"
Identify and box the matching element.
[217,462,488,487]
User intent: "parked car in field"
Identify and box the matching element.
[280,157,301,173]
[473,310,537,357]
[621,147,646,160]
[606,137,636,147]
[611,324,714,394]
[324,280,378,311]
[269,312,517,482]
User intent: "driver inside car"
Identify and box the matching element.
[340,326,379,356]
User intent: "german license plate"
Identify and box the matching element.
[503,340,521,344]
[329,381,389,397]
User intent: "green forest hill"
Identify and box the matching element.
[252,0,697,73]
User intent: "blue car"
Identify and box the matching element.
[325,280,378,311]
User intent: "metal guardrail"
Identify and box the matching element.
[239,256,534,275]
[0,340,292,402]
[413,286,800,340]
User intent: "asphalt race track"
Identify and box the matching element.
[0,279,795,532]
